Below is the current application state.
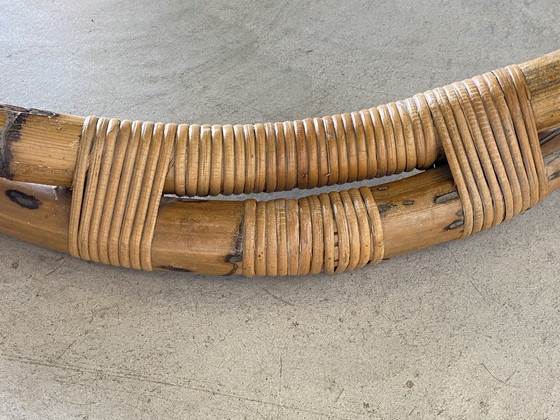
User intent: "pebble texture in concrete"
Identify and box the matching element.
[0,1,559,418]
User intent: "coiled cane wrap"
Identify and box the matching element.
[69,118,175,270]
[68,64,547,275]
[242,187,384,277]
[423,64,547,237]
[241,65,547,276]
[171,107,438,196]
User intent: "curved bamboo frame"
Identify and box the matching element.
[0,50,559,276]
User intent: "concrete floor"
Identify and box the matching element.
[1,1,559,418]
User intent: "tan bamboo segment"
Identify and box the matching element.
[1,50,559,196]
[0,128,558,276]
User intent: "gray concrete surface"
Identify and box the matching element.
[1,1,559,418]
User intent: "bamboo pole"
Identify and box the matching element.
[1,50,559,196]
[1,129,558,276]
[0,50,559,276]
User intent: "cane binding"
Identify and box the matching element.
[1,50,559,276]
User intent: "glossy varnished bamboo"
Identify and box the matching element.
[1,129,558,275]
[1,50,559,195]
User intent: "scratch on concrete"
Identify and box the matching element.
[1,352,361,418]
[480,363,519,388]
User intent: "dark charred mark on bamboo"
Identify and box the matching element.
[161,196,210,204]
[227,218,244,266]
[0,104,29,113]
[224,264,238,276]
[539,127,560,146]
[0,104,58,118]
[224,213,246,275]
[0,104,52,179]
[434,190,460,204]
[377,186,389,191]
[445,218,464,231]
[158,265,192,273]
[378,203,397,213]
[0,109,28,179]
[549,170,560,181]
[6,189,41,209]
[402,200,415,206]
[225,254,242,275]
[544,149,560,166]
[176,197,209,203]
[226,252,242,265]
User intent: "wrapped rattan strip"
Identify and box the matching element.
[242,186,384,277]
[68,115,98,258]
[503,65,548,202]
[69,118,175,270]
[67,62,547,276]
[164,96,441,196]
[422,64,547,238]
